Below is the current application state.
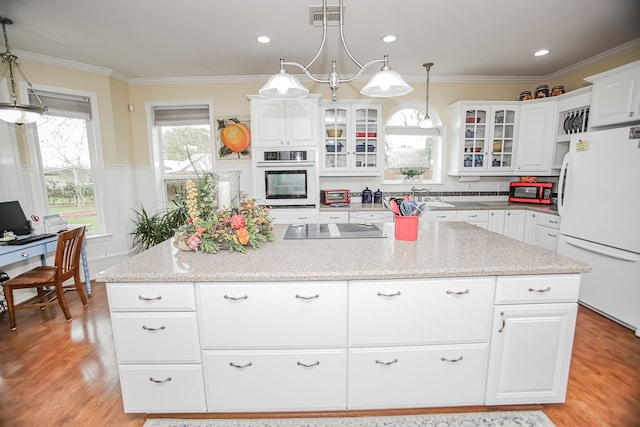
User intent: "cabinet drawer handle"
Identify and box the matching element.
[468,214,478,218]
[142,325,166,331]
[21,252,29,258]
[547,233,557,237]
[138,295,162,301]
[377,291,401,297]
[440,356,464,363]
[498,311,505,333]
[297,361,320,368]
[446,288,470,295]
[229,362,253,369]
[224,294,248,300]
[549,220,559,224]
[149,376,172,383]
[375,358,398,365]
[528,286,551,293]
[295,293,320,300]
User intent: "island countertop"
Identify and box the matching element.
[97,221,589,283]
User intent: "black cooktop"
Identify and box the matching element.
[284,223,385,239]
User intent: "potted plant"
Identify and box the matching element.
[399,168,424,182]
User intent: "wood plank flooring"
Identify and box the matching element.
[0,282,638,427]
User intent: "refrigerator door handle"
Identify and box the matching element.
[563,237,640,262]
[557,153,570,217]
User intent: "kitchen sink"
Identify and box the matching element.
[423,201,455,208]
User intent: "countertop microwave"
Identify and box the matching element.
[509,182,553,204]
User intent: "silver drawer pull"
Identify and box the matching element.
[377,291,401,297]
[138,295,162,301]
[468,214,478,218]
[295,294,320,300]
[547,233,557,237]
[142,325,165,331]
[446,289,470,295]
[375,358,398,365]
[229,362,253,369]
[21,252,29,257]
[549,220,559,224]
[498,311,506,333]
[224,294,248,300]
[528,286,551,293]
[149,376,172,383]
[440,356,464,363]
[297,361,320,368]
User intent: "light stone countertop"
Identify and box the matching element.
[321,201,559,214]
[96,221,589,283]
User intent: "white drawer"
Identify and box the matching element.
[119,364,206,413]
[197,281,347,348]
[348,344,488,409]
[535,225,560,252]
[537,212,561,230]
[204,349,347,411]
[111,312,201,363]
[349,277,495,346]
[349,210,393,223]
[422,210,457,222]
[271,210,319,224]
[319,211,349,223]
[106,282,196,311]
[457,210,489,222]
[495,274,580,304]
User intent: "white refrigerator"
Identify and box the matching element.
[558,125,640,337]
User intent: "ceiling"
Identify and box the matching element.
[1,0,639,83]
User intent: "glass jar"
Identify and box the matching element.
[535,85,550,98]
[212,171,242,209]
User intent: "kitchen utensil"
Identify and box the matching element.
[389,199,401,215]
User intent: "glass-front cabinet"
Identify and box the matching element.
[449,102,518,175]
[320,101,382,175]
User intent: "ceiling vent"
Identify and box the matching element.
[309,5,343,26]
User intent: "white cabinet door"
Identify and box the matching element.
[587,61,640,127]
[516,101,555,173]
[197,281,347,348]
[422,209,457,222]
[348,344,488,409]
[457,209,489,228]
[487,210,505,234]
[535,225,560,252]
[486,303,577,404]
[523,211,537,245]
[503,210,526,241]
[249,96,319,147]
[204,349,347,411]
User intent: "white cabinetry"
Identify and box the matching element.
[106,283,206,413]
[248,95,320,148]
[503,210,526,241]
[448,102,518,175]
[457,210,489,228]
[348,277,494,409]
[516,100,555,174]
[270,208,319,224]
[552,87,591,169]
[488,210,505,234]
[586,60,640,128]
[319,210,349,223]
[349,210,393,224]
[486,274,579,405]
[422,209,457,222]
[320,101,382,175]
[534,212,561,252]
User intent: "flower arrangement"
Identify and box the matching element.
[174,177,274,254]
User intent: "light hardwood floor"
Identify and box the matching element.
[0,282,638,427]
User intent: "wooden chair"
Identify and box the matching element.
[2,226,88,330]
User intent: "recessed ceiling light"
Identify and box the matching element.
[382,35,396,43]
[534,49,550,57]
[257,36,271,44]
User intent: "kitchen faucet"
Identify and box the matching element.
[411,187,439,202]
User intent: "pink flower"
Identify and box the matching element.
[230,214,246,230]
[186,235,201,249]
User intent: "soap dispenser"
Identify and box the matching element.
[361,187,372,204]
[373,188,383,204]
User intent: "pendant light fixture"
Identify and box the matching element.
[0,16,47,125]
[259,0,412,101]
[419,62,434,128]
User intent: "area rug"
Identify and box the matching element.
[144,411,554,427]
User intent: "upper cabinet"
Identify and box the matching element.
[320,100,382,175]
[516,100,556,174]
[248,95,321,148]
[586,60,640,128]
[552,87,591,170]
[448,102,518,176]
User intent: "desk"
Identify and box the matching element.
[0,234,91,295]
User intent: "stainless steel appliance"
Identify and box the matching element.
[320,189,350,205]
[508,182,553,204]
[557,125,640,336]
[254,148,318,207]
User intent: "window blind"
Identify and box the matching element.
[29,89,92,120]
[153,105,210,126]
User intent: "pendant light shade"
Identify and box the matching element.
[258,60,309,100]
[0,17,47,125]
[360,62,413,97]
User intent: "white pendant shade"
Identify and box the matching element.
[0,103,46,124]
[360,69,413,97]
[259,71,309,100]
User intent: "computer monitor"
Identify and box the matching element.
[0,201,31,236]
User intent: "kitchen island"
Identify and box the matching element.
[98,221,590,414]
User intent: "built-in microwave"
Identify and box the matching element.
[509,182,553,204]
[254,148,318,208]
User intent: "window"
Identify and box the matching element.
[28,89,104,234]
[384,108,443,183]
[151,103,214,204]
